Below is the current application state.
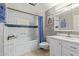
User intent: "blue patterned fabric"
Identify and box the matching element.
[38,16,45,43]
[0,3,5,23]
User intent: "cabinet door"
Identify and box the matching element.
[49,38,61,56]
[62,48,79,56]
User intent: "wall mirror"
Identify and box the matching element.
[54,3,79,31]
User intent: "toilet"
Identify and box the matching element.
[39,42,49,49]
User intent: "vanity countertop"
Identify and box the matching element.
[46,35,79,43]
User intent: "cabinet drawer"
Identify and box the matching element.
[62,48,79,56]
[49,38,62,56]
[62,41,79,53]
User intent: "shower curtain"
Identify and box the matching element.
[38,16,45,43]
[0,3,5,23]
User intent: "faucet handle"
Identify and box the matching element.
[7,35,17,40]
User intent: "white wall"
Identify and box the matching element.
[45,7,56,36]
[73,15,79,30]
[4,27,38,56]
[6,3,45,16]
[6,4,46,28]
[0,23,4,56]
[6,8,38,25]
[6,3,46,39]
[4,4,41,55]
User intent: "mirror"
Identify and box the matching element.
[54,4,79,31]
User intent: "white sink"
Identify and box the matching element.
[47,35,79,43]
[47,35,79,41]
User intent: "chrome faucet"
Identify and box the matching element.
[67,32,71,37]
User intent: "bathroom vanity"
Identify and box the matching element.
[47,36,79,56]
[48,4,79,56]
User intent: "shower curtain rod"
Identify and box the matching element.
[7,7,39,16]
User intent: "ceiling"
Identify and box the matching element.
[7,3,59,11]
[6,3,59,15]
[26,3,59,11]
[6,3,79,16]
[7,3,77,12]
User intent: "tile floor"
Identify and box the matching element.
[23,48,49,56]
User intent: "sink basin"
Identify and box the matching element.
[47,35,79,43]
[49,35,78,40]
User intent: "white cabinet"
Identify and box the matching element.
[62,48,79,56]
[62,41,79,53]
[49,38,62,56]
[47,36,79,56]
[62,41,79,56]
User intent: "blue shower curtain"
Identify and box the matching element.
[0,3,5,23]
[38,16,45,43]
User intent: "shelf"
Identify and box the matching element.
[5,24,38,28]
